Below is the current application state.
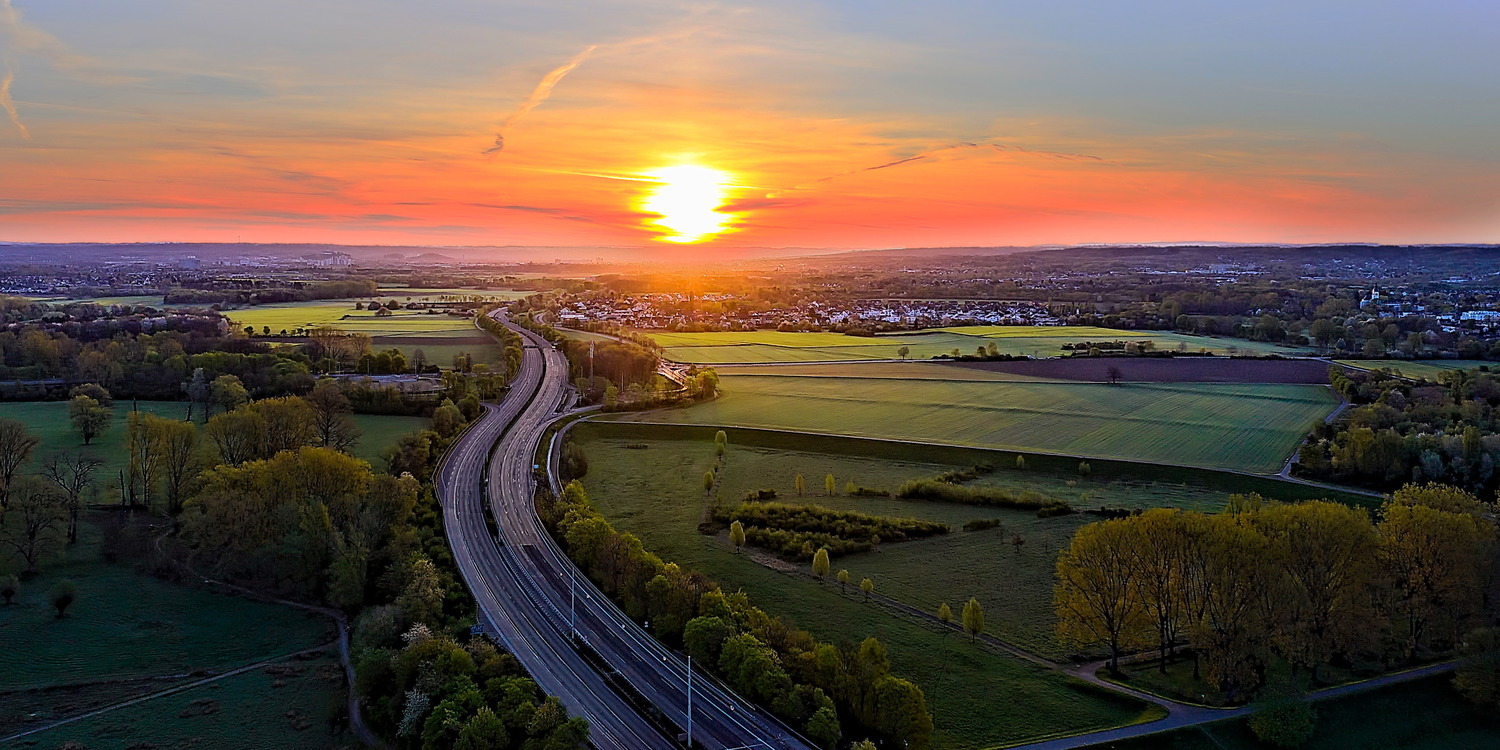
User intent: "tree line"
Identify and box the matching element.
[1053,485,1494,705]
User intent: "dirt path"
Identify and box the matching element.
[0,642,336,744]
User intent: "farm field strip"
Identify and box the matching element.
[1336,359,1494,380]
[609,375,1337,473]
[638,326,1312,364]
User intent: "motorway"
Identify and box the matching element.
[439,311,813,750]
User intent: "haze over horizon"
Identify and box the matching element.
[2,0,1496,250]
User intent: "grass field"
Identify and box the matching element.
[571,422,1170,748]
[632,326,1311,364]
[1337,359,1495,381]
[569,422,1334,661]
[0,510,334,743]
[15,653,350,749]
[2,401,425,480]
[1081,675,1500,750]
[607,375,1337,474]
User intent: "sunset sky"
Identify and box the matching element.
[2,0,1497,249]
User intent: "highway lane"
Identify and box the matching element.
[483,318,814,750]
[438,313,668,750]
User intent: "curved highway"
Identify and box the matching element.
[440,311,812,750]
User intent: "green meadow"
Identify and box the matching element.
[607,374,1338,474]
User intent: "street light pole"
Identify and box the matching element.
[686,654,693,749]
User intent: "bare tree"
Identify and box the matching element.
[306,381,361,452]
[40,451,102,544]
[0,476,68,574]
[1105,365,1124,385]
[0,419,40,512]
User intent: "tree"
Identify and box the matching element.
[1015,455,1026,470]
[184,367,210,421]
[209,374,249,417]
[728,520,746,554]
[40,451,102,544]
[67,396,112,446]
[0,418,39,510]
[69,383,113,407]
[50,579,77,618]
[1,574,17,604]
[125,412,162,508]
[937,602,953,627]
[1254,501,1379,681]
[1247,683,1316,748]
[0,476,68,574]
[1378,499,1490,657]
[153,418,201,514]
[962,598,984,641]
[794,474,805,496]
[897,346,910,360]
[714,430,728,456]
[812,547,831,578]
[837,569,850,593]
[703,470,716,493]
[307,381,361,452]
[1055,518,1148,674]
[1455,627,1500,710]
[1131,509,1195,671]
[824,473,836,496]
[860,577,874,601]
[397,556,444,625]
[432,403,465,439]
[1105,365,1123,385]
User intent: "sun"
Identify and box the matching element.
[640,165,735,243]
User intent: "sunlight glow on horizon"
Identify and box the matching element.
[639,165,736,244]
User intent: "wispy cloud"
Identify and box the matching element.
[0,70,25,138]
[485,45,599,154]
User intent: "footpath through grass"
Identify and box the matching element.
[607,375,1338,474]
[11,653,351,750]
[1081,674,1500,750]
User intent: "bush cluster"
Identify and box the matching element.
[895,479,1073,516]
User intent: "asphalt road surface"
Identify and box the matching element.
[439,311,812,750]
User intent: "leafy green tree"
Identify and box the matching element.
[1015,455,1026,470]
[728,520,746,553]
[897,346,910,360]
[1455,627,1500,710]
[937,602,953,627]
[714,430,728,456]
[805,705,841,749]
[209,374,249,417]
[812,547,831,578]
[68,383,113,407]
[837,569,850,593]
[860,577,874,601]
[794,474,805,496]
[824,473,836,496]
[962,598,984,641]
[1248,683,1316,748]
[703,470,716,493]
[67,396,111,446]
